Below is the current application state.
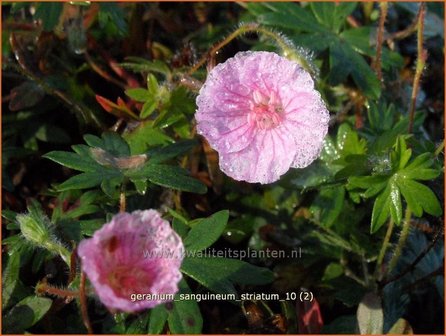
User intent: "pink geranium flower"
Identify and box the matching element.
[78,210,184,312]
[196,51,329,184]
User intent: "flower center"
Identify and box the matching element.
[248,90,283,130]
[107,265,154,298]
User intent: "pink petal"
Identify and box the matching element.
[78,210,184,313]
[219,127,296,184]
[195,51,329,184]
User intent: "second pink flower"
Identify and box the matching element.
[196,51,330,184]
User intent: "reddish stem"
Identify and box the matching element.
[80,272,93,334]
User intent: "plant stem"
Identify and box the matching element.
[361,256,371,287]
[188,23,258,75]
[374,219,395,279]
[80,272,93,334]
[36,279,79,299]
[68,245,78,284]
[345,267,367,287]
[385,6,422,44]
[388,207,412,273]
[381,225,443,288]
[119,181,127,213]
[188,23,312,76]
[372,2,388,83]
[434,140,444,157]
[408,3,426,134]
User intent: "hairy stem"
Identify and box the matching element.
[36,281,79,298]
[68,245,78,284]
[381,225,443,288]
[408,3,427,133]
[388,208,412,273]
[80,272,93,334]
[374,219,395,280]
[188,23,312,76]
[372,2,388,83]
[434,140,444,157]
[119,180,127,213]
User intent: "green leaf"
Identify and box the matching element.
[58,171,121,191]
[371,184,391,233]
[34,3,63,31]
[2,252,25,310]
[328,40,352,84]
[389,180,402,225]
[392,136,412,170]
[184,210,229,252]
[351,136,441,232]
[83,134,103,148]
[310,186,345,227]
[148,304,168,334]
[43,151,97,172]
[333,3,357,32]
[54,191,101,220]
[400,153,440,180]
[84,132,130,157]
[130,178,147,195]
[181,257,274,295]
[126,312,150,334]
[250,3,379,98]
[131,164,206,194]
[80,219,104,236]
[125,88,151,102]
[348,175,389,190]
[310,2,337,30]
[148,139,198,164]
[330,41,381,99]
[311,230,355,253]
[140,98,157,119]
[101,175,124,197]
[322,262,344,282]
[291,32,333,53]
[388,319,413,334]
[120,57,171,77]
[288,161,334,190]
[341,28,404,71]
[3,296,53,333]
[98,3,127,36]
[335,155,369,179]
[167,279,203,334]
[397,179,442,217]
[172,217,190,239]
[123,120,173,155]
[341,27,374,55]
[256,3,327,33]
[147,74,159,94]
[366,101,395,133]
[310,2,356,33]
[102,132,131,157]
